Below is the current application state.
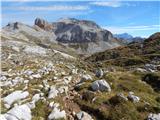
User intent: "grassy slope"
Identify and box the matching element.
[74,32,160,120]
[86,32,160,67]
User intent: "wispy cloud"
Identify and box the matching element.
[90,1,122,7]
[103,25,160,34]
[3,5,90,11]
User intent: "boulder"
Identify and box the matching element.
[76,111,93,120]
[91,80,111,92]
[147,113,160,120]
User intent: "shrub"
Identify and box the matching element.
[143,73,160,92]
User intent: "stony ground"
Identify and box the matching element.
[1,48,160,120]
[1,33,160,120]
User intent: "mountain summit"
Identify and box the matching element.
[2,18,123,54]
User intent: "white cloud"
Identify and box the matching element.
[103,25,160,34]
[90,1,122,7]
[3,5,90,11]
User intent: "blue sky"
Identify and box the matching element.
[1,0,160,37]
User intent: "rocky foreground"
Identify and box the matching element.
[1,42,160,120]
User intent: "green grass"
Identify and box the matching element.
[74,70,160,120]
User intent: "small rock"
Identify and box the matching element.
[0,75,7,81]
[80,74,92,83]
[116,93,128,101]
[48,86,59,99]
[127,92,140,103]
[135,68,147,73]
[32,74,41,78]
[32,93,41,102]
[48,107,66,120]
[76,111,93,120]
[49,101,54,108]
[23,70,34,76]
[95,68,103,78]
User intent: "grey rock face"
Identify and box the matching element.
[91,79,111,92]
[52,18,113,43]
[34,18,122,54]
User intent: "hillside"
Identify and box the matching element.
[86,32,160,67]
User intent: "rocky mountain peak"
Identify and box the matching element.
[35,18,53,31]
[5,22,24,30]
[57,18,100,29]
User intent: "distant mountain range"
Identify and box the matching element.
[114,33,145,43]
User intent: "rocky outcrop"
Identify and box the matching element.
[35,18,53,31]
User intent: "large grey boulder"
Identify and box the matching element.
[147,113,160,120]
[76,111,93,120]
[91,79,111,92]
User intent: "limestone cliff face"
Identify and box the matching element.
[2,18,123,54]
